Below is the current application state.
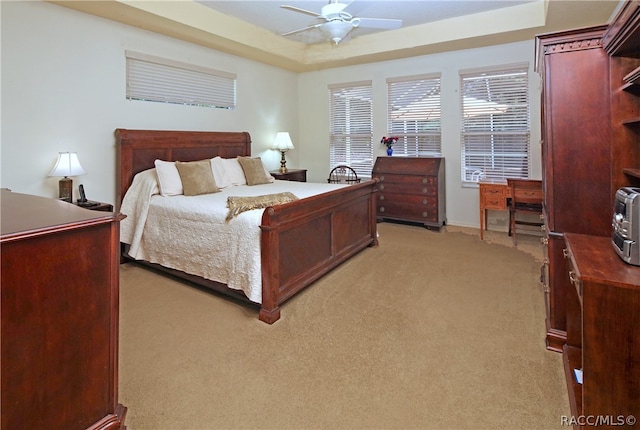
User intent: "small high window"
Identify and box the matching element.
[126,51,236,109]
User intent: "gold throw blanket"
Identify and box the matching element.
[226,192,298,222]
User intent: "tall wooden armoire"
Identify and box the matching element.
[536,1,640,352]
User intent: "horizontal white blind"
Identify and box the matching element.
[460,65,530,183]
[387,74,442,156]
[126,51,236,109]
[329,82,373,178]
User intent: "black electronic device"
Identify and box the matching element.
[76,184,99,208]
[78,184,87,203]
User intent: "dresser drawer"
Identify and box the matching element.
[378,194,439,221]
[376,174,437,186]
[481,194,506,210]
[377,180,437,196]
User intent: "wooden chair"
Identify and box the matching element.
[328,165,361,184]
[507,178,543,246]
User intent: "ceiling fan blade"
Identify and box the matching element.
[281,5,321,18]
[352,17,402,30]
[281,23,322,36]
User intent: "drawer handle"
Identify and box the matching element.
[540,237,548,245]
[422,212,428,218]
[379,207,385,213]
[379,176,384,181]
[422,178,428,184]
[422,199,428,205]
[379,184,384,190]
[422,187,429,193]
[562,248,569,258]
[540,225,546,232]
[568,270,578,284]
[379,195,384,201]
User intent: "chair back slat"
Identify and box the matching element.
[328,165,361,184]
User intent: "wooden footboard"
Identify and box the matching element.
[259,179,378,323]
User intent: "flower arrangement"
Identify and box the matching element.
[380,136,399,148]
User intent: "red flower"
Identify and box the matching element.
[380,136,399,148]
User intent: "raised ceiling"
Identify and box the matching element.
[49,0,621,72]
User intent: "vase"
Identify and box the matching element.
[386,147,393,156]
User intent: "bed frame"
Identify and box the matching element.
[115,129,379,324]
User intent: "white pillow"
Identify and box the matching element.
[210,157,230,189]
[220,158,247,186]
[154,160,183,196]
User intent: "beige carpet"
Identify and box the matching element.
[118,222,568,430]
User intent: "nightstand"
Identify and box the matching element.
[73,200,113,212]
[270,169,307,182]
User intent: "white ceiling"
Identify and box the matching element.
[50,0,622,72]
[197,1,537,44]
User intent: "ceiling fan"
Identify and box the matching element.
[280,1,402,44]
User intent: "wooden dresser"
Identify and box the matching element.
[372,157,445,230]
[563,234,640,427]
[536,0,640,352]
[1,190,127,430]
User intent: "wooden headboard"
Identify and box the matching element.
[115,129,252,205]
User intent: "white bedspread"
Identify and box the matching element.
[120,169,345,303]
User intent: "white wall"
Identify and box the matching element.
[1,1,298,205]
[1,0,541,230]
[298,41,542,228]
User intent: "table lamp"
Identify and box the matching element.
[49,152,86,202]
[271,132,294,173]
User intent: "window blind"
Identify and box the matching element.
[460,65,530,183]
[329,81,373,178]
[387,74,442,156]
[126,51,236,109]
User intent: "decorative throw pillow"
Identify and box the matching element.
[154,160,183,196]
[175,160,220,196]
[238,157,272,186]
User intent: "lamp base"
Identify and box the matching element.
[59,177,73,203]
[279,150,288,173]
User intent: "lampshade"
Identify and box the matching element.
[49,152,86,203]
[320,21,353,44]
[49,152,86,178]
[271,132,294,151]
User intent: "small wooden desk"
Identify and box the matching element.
[479,180,512,240]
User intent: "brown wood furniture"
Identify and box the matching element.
[269,168,307,182]
[371,156,446,230]
[327,165,361,184]
[1,190,126,430]
[507,178,543,246]
[563,234,640,428]
[115,129,379,324]
[536,1,640,351]
[478,180,512,240]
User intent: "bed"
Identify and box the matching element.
[116,129,379,324]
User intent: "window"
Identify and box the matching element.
[329,81,373,178]
[126,51,236,109]
[387,74,442,156]
[460,64,530,183]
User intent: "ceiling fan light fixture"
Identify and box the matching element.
[321,20,353,44]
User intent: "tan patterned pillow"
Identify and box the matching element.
[237,157,272,186]
[175,160,219,196]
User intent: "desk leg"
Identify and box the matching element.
[480,207,485,240]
